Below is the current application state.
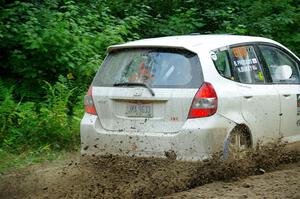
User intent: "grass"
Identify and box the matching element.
[0,148,78,173]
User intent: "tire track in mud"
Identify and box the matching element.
[0,142,299,199]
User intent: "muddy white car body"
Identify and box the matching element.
[81,35,300,161]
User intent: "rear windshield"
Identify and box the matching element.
[92,48,203,88]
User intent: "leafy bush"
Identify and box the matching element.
[0,1,145,100]
[0,77,82,153]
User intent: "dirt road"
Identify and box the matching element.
[165,163,300,199]
[0,143,299,199]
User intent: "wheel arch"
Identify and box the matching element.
[223,123,253,159]
[230,124,253,146]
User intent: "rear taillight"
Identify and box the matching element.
[188,82,218,118]
[84,86,97,115]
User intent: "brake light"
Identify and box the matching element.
[188,82,218,118]
[84,86,97,115]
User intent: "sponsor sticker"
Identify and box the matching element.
[232,47,248,57]
[210,52,218,61]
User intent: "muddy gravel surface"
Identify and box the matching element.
[0,143,299,199]
[164,163,300,199]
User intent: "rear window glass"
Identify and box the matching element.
[92,48,203,88]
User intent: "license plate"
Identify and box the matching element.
[126,104,153,118]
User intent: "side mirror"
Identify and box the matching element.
[274,65,292,80]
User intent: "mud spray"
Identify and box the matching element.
[0,142,299,199]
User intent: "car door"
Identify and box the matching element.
[257,44,300,142]
[228,45,281,143]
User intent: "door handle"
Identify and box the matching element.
[243,96,253,99]
[283,94,291,97]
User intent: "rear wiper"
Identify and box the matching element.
[113,82,155,96]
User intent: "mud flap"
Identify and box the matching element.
[222,137,231,160]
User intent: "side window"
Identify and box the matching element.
[230,46,265,84]
[258,45,300,84]
[211,50,233,80]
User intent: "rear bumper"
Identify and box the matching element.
[80,113,235,161]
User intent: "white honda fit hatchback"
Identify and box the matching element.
[81,35,300,160]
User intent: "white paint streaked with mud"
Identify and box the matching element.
[81,35,300,160]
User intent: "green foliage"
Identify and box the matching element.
[240,0,300,54]
[155,8,205,36]
[0,78,82,153]
[0,148,73,173]
[0,1,144,100]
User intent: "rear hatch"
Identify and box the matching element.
[92,48,203,133]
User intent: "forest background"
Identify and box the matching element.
[0,0,299,169]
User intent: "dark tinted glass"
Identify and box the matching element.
[93,48,203,88]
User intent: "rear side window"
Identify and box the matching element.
[93,48,203,88]
[211,50,233,80]
[258,45,300,84]
[230,46,265,84]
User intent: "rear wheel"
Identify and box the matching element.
[224,126,251,160]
